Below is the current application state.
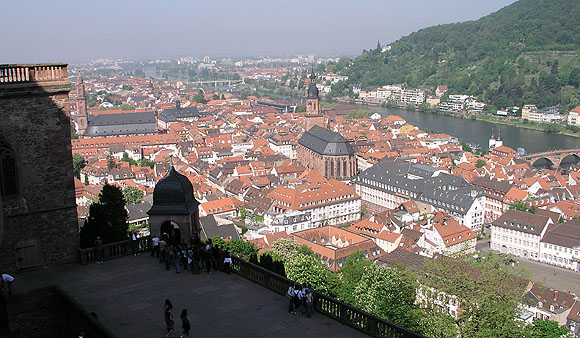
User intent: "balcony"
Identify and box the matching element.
[0,64,71,97]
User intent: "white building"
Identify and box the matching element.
[490,210,553,260]
[568,106,580,127]
[355,160,485,233]
[268,173,361,227]
[400,89,425,105]
[267,210,313,234]
[539,219,580,272]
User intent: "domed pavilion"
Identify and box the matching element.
[147,165,200,245]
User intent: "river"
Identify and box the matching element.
[370,106,580,154]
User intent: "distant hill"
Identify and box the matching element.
[331,0,580,110]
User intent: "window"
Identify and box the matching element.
[0,146,18,196]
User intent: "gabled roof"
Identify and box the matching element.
[298,125,354,156]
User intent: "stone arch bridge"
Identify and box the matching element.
[524,148,580,168]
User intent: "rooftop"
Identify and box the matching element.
[15,255,368,338]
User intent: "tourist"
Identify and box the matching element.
[94,236,103,264]
[304,289,313,318]
[159,237,167,263]
[181,246,188,271]
[151,235,160,258]
[1,273,15,295]
[223,251,232,275]
[287,282,296,314]
[164,299,174,338]
[293,284,303,314]
[192,245,201,274]
[166,245,173,271]
[203,242,212,273]
[180,309,190,338]
[130,230,139,256]
[174,246,181,273]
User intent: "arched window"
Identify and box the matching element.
[0,146,18,197]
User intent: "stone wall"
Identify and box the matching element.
[0,79,79,271]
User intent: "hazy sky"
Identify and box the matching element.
[1,0,517,63]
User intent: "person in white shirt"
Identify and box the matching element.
[151,236,160,258]
[1,273,14,295]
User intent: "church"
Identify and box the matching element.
[296,72,357,181]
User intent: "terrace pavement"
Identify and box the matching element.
[15,254,369,338]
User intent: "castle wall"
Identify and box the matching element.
[0,74,79,271]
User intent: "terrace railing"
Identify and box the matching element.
[78,236,151,265]
[231,256,426,338]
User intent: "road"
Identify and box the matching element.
[476,238,580,295]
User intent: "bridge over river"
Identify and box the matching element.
[524,148,580,168]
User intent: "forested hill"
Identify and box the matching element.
[331,0,580,110]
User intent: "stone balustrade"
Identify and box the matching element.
[78,236,151,265]
[0,64,69,84]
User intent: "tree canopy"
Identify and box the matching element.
[80,184,128,248]
[122,186,143,206]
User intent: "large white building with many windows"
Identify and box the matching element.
[539,218,580,272]
[355,160,485,233]
[490,210,553,260]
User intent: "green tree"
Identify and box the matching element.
[226,239,257,261]
[285,252,335,293]
[510,200,536,213]
[334,251,374,303]
[72,153,86,178]
[106,155,116,170]
[523,318,569,338]
[80,184,128,248]
[352,264,421,331]
[422,253,529,338]
[475,159,487,168]
[122,186,143,206]
[270,238,300,261]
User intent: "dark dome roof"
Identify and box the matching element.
[147,166,200,215]
[307,82,319,99]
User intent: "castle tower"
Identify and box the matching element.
[0,64,79,271]
[304,71,325,131]
[76,77,88,136]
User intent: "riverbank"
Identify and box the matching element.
[345,99,580,139]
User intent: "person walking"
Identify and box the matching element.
[180,309,190,338]
[94,236,104,264]
[192,245,200,274]
[305,289,313,318]
[164,300,174,338]
[203,243,212,273]
[159,238,167,263]
[151,235,160,258]
[174,246,181,273]
[130,230,139,256]
[223,252,232,275]
[1,273,14,295]
[287,282,296,314]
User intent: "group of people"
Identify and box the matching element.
[164,299,190,338]
[286,282,314,318]
[151,236,233,275]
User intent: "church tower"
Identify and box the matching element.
[76,77,88,136]
[304,71,325,131]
